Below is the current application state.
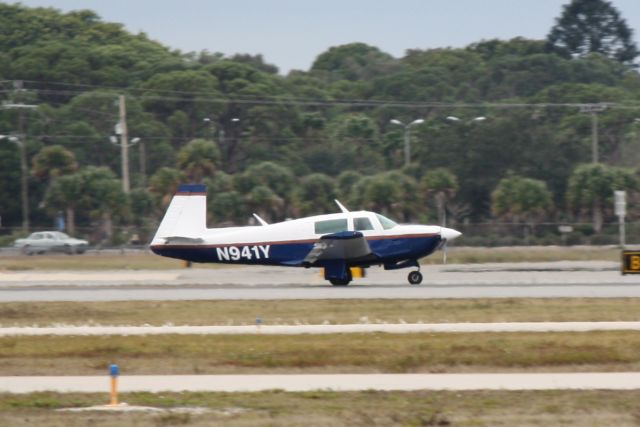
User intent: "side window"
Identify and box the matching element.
[314,218,348,234]
[376,214,398,230]
[45,233,54,240]
[354,217,374,231]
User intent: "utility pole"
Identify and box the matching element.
[580,104,607,163]
[1,81,38,232]
[118,95,130,193]
[139,140,147,188]
[18,112,28,232]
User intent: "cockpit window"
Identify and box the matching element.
[354,217,374,231]
[314,218,348,234]
[375,214,398,230]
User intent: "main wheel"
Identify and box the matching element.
[330,278,350,286]
[408,271,423,285]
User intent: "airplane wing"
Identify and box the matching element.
[303,231,376,265]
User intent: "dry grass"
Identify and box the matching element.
[0,251,210,271]
[1,390,640,426]
[426,245,621,264]
[1,298,639,327]
[1,331,640,375]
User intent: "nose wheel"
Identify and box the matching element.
[408,270,423,285]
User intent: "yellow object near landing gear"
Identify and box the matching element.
[320,267,366,285]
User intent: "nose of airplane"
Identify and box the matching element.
[440,227,462,241]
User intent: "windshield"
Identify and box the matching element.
[376,214,398,230]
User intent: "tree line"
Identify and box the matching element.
[0,0,639,245]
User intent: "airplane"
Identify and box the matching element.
[150,184,462,285]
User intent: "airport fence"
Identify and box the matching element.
[0,221,638,249]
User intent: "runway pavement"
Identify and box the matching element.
[3,373,640,393]
[2,321,640,336]
[0,262,639,301]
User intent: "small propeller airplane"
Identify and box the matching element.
[150,184,461,285]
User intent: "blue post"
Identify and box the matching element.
[110,364,119,377]
[109,364,119,405]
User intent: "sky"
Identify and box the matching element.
[10,0,640,74]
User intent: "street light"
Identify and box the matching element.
[109,135,140,193]
[0,134,29,231]
[446,116,486,124]
[203,117,240,142]
[389,118,424,167]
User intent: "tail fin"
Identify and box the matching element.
[152,184,207,242]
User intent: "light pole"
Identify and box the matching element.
[579,104,607,163]
[390,118,424,167]
[203,117,216,140]
[109,135,140,193]
[0,134,28,232]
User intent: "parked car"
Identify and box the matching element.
[14,231,89,255]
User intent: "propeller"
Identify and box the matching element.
[442,241,448,264]
[438,227,461,265]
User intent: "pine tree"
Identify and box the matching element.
[547,0,638,65]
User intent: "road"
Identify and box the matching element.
[3,373,640,393]
[0,262,639,301]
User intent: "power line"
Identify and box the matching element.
[13,80,640,110]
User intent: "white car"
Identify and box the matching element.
[14,231,89,255]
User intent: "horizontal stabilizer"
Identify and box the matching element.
[162,236,205,245]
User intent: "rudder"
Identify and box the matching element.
[152,184,207,242]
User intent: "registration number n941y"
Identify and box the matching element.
[216,245,271,261]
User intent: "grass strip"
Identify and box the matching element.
[1,390,640,426]
[1,331,640,375]
[1,298,640,327]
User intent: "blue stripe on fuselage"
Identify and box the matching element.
[150,234,442,266]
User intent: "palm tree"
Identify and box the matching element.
[421,168,459,226]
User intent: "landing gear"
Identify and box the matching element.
[408,270,423,285]
[330,278,351,286]
[325,263,352,286]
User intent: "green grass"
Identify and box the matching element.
[2,331,640,375]
[1,298,639,327]
[1,390,640,426]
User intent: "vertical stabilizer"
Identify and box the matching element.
[152,184,207,241]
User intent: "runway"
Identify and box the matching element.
[0,262,639,301]
[2,321,640,336]
[3,373,640,393]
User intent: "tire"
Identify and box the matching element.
[408,271,423,285]
[329,279,350,286]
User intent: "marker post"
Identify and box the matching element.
[256,317,262,333]
[109,364,119,406]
